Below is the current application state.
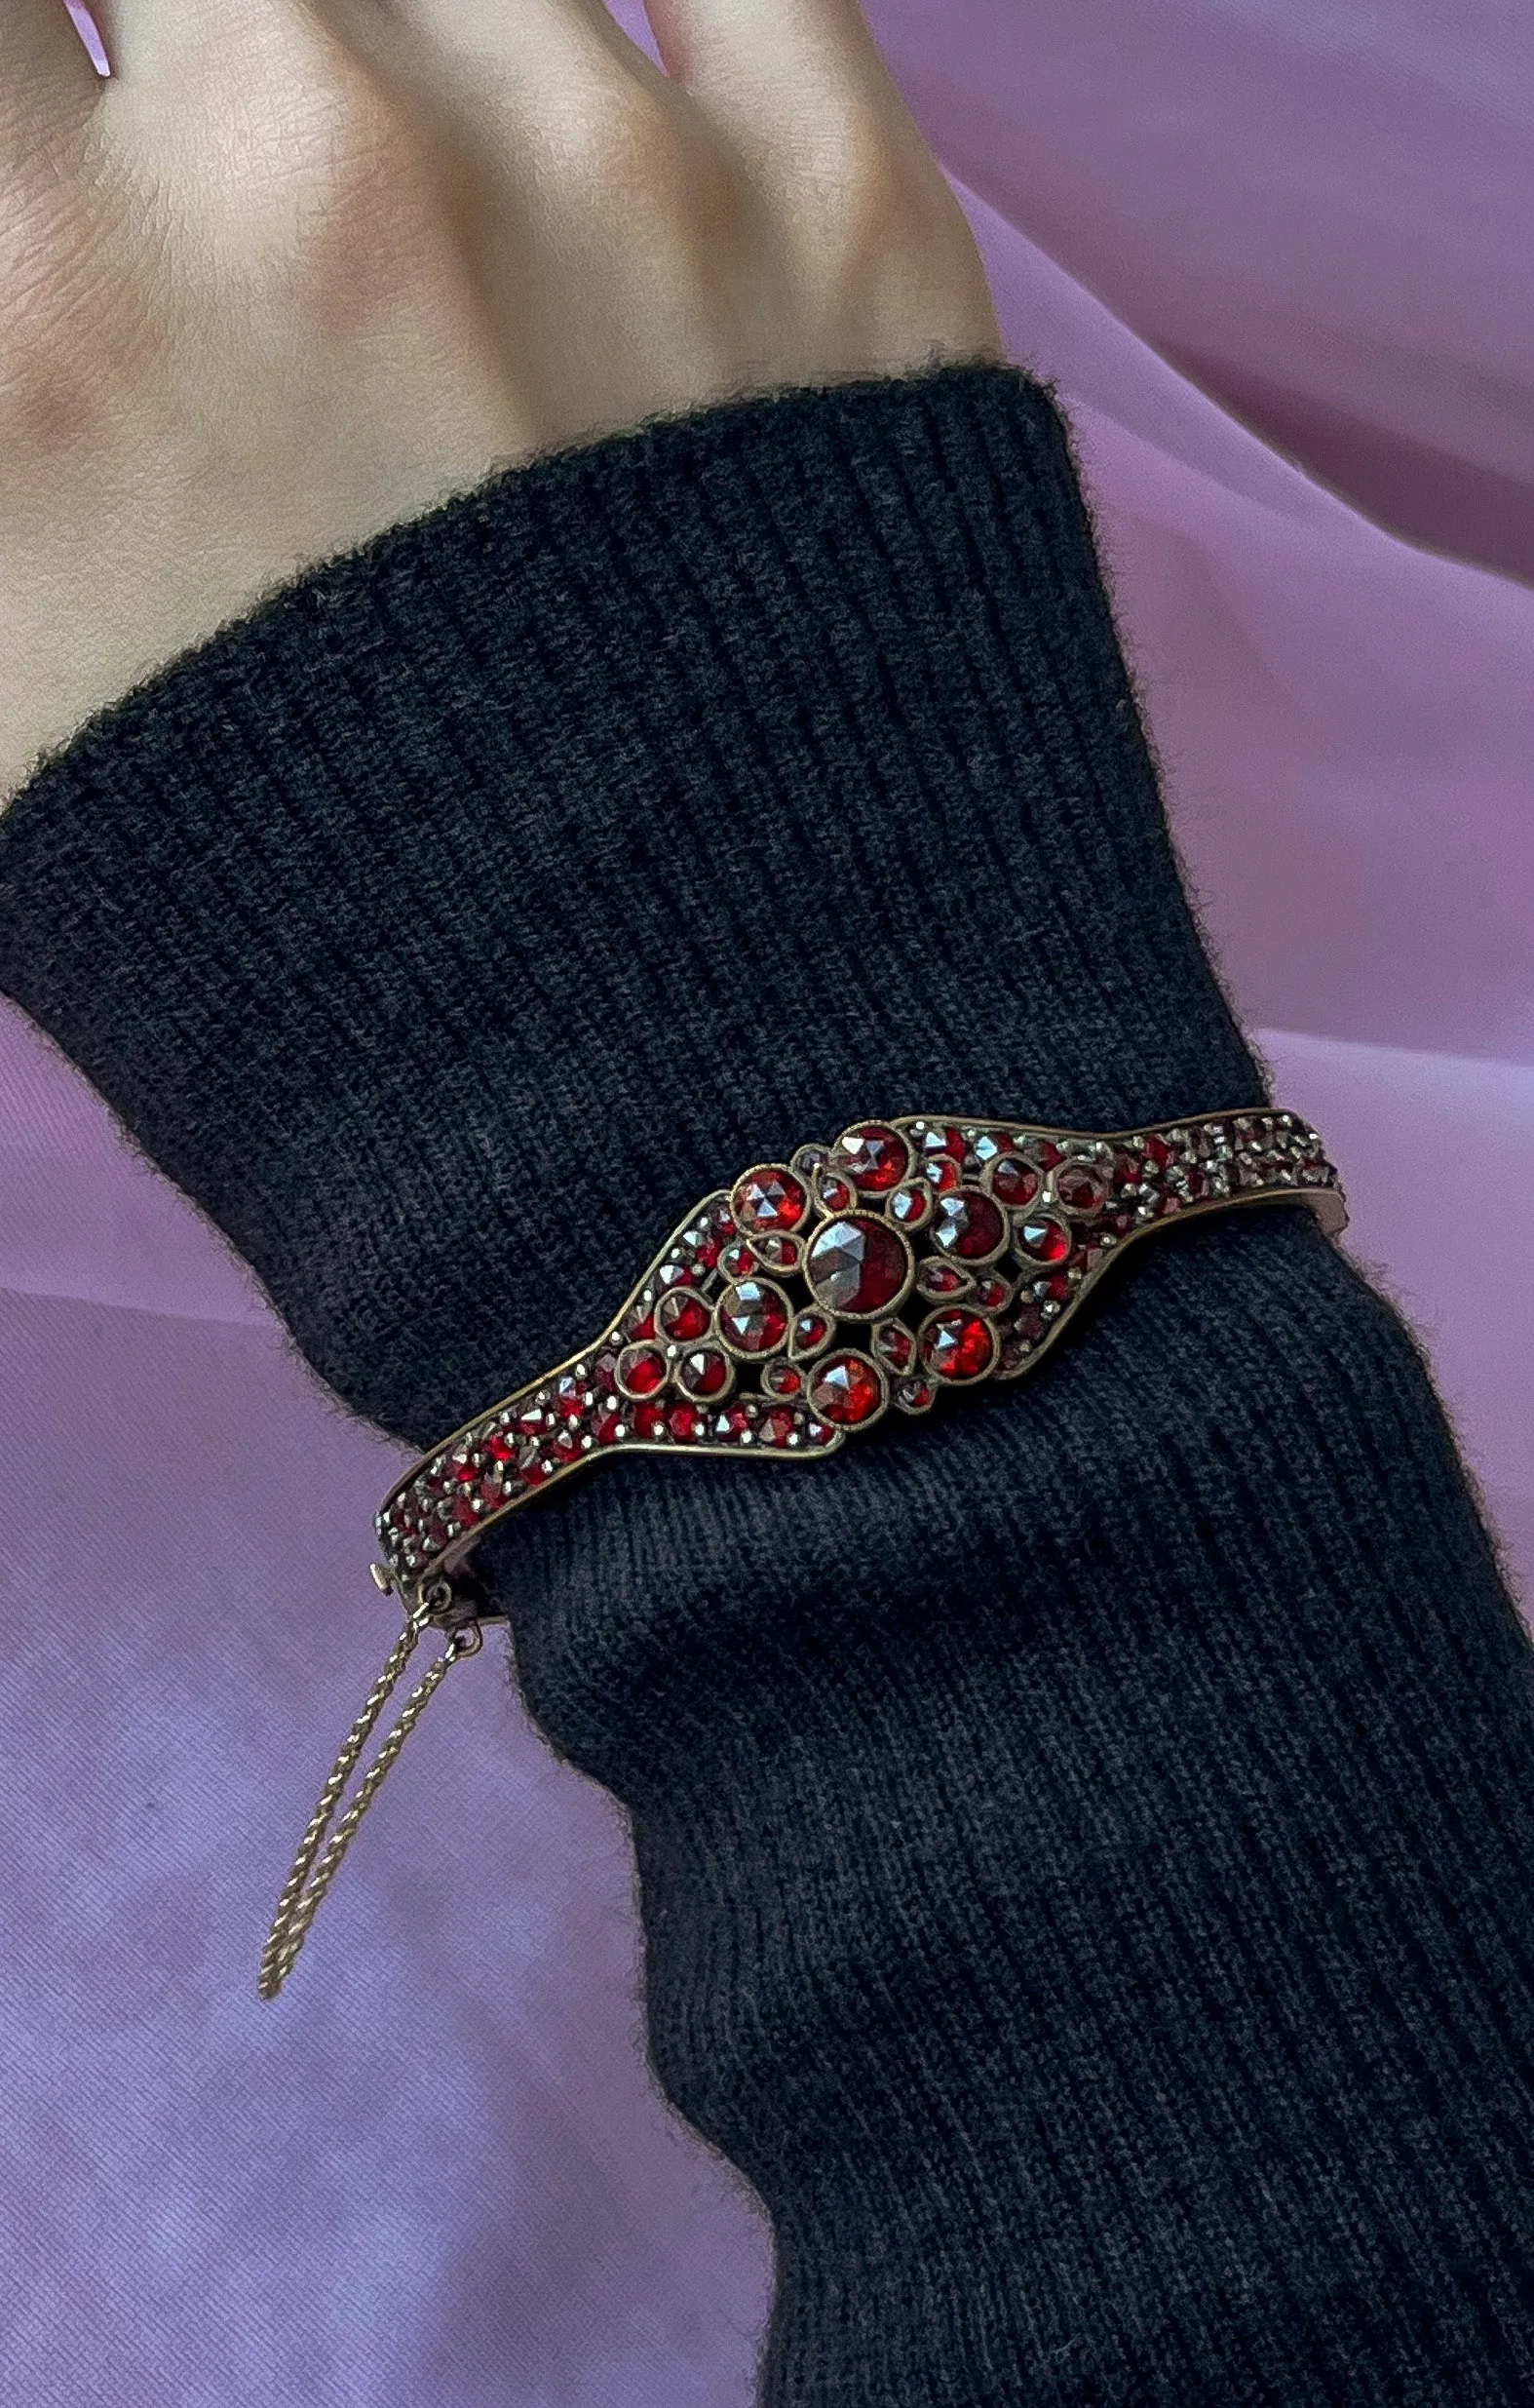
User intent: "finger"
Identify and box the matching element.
[641,0,891,101]
[302,0,670,119]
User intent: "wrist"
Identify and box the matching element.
[0,360,1262,1451]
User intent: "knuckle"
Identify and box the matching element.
[774,116,999,359]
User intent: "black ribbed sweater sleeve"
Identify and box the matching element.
[1,362,1532,2403]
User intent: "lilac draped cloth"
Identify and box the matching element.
[5,4,1530,2398]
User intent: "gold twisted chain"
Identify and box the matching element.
[258,1578,482,2000]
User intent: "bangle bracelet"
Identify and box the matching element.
[259,1106,1347,1999]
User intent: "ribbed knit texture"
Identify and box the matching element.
[2,361,1531,2401]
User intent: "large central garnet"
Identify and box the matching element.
[804,1215,912,1318]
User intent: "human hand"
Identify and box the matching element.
[0,0,1002,800]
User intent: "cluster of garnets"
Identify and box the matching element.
[378,1110,1334,1575]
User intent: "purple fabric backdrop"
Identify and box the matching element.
[6,4,1531,2399]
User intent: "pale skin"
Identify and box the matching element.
[0,0,1003,803]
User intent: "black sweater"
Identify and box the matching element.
[2,362,1532,2403]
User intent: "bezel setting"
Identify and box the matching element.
[372,1108,1348,1595]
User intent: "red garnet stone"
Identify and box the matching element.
[832,1122,912,1193]
[816,1172,858,1215]
[931,1189,1007,1261]
[731,1165,809,1234]
[1016,1214,1072,1264]
[922,1311,998,1382]
[919,1124,969,1170]
[657,1289,710,1342]
[763,1361,804,1399]
[989,1155,1041,1208]
[890,1183,932,1228]
[873,1321,915,1372]
[1055,1163,1109,1214]
[809,1353,885,1426]
[805,1216,911,1318]
[717,1278,790,1356]
[678,1347,731,1398]
[617,1342,668,1397]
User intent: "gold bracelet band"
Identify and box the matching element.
[259,1106,1346,2000]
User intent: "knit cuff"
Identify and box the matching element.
[0,360,1260,1451]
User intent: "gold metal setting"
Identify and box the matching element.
[258,1105,1347,1998]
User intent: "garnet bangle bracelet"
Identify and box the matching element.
[259,1107,1347,1999]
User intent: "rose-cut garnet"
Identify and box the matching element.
[922,1310,998,1382]
[789,1309,833,1358]
[677,1347,731,1399]
[815,1172,858,1215]
[763,1361,804,1399]
[805,1216,911,1318]
[717,1278,791,1356]
[669,1404,706,1444]
[889,1183,932,1228]
[657,1290,711,1343]
[758,1408,798,1448]
[917,1260,971,1299]
[1016,1214,1072,1264]
[751,1233,801,1273]
[616,1342,669,1398]
[931,1189,1007,1262]
[730,1165,808,1234]
[919,1124,969,1172]
[809,1353,885,1427]
[633,1401,669,1442]
[1054,1164,1109,1215]
[872,1320,915,1373]
[987,1155,1040,1208]
[831,1122,912,1194]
